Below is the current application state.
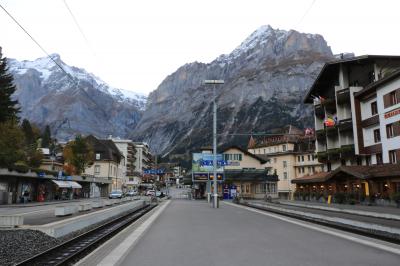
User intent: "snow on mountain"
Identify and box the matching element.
[8,54,147,109]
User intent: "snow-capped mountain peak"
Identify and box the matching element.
[8,54,147,109]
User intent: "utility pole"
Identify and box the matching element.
[204,80,224,208]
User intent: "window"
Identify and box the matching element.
[283,161,287,168]
[282,145,287,151]
[308,155,311,161]
[390,91,398,106]
[373,129,381,143]
[312,154,316,161]
[297,156,301,162]
[327,162,332,172]
[376,153,383,165]
[312,166,315,173]
[263,149,266,154]
[94,165,100,174]
[371,101,378,116]
[301,156,304,162]
[387,124,394,138]
[366,156,371,166]
[96,153,101,160]
[283,172,288,179]
[389,150,397,164]
[307,166,311,173]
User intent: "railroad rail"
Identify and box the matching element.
[16,202,157,266]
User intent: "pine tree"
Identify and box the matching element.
[42,125,51,148]
[21,119,35,147]
[0,54,20,123]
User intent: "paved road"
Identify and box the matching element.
[121,200,400,266]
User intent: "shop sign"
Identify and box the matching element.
[384,107,400,119]
[193,173,209,182]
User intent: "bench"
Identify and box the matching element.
[55,205,78,216]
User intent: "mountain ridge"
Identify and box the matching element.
[132,25,335,156]
[8,54,146,141]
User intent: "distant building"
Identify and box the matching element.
[133,142,152,173]
[222,146,278,199]
[248,125,323,199]
[85,135,124,195]
[109,137,141,189]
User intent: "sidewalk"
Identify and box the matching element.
[276,199,400,219]
[0,197,106,208]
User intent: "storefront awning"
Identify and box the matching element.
[67,181,82,189]
[52,180,82,188]
[52,180,70,188]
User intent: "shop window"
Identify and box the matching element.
[371,101,378,116]
[374,129,381,143]
[389,150,397,164]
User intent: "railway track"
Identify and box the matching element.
[16,203,157,266]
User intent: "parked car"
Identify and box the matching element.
[109,190,123,199]
[126,190,138,197]
[146,190,156,196]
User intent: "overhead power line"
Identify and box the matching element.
[62,0,95,56]
[297,0,317,26]
[0,2,74,82]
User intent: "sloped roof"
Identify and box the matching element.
[355,68,400,99]
[222,145,268,164]
[304,55,400,103]
[292,164,400,184]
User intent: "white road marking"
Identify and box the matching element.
[97,200,171,266]
[223,201,400,256]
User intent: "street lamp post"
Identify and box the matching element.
[204,79,224,208]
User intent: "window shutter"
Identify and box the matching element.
[383,93,391,108]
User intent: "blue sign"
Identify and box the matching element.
[144,169,165,174]
[200,159,229,167]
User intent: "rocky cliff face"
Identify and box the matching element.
[8,54,146,141]
[133,25,334,155]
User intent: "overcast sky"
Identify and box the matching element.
[0,0,399,95]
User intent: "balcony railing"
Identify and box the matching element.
[337,118,353,131]
[336,88,350,104]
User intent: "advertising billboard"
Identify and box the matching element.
[192,153,225,173]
